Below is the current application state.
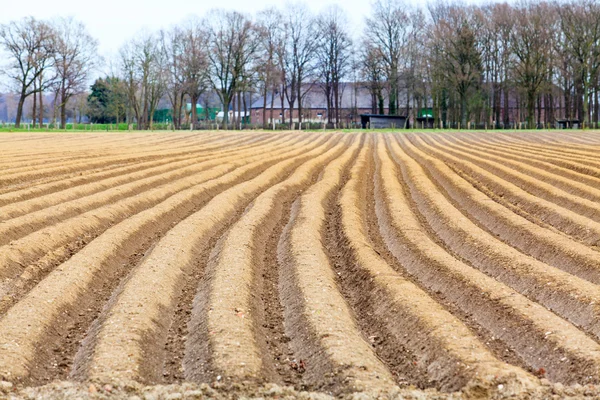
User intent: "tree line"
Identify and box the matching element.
[0,17,98,128]
[2,0,600,130]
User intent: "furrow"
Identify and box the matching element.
[455,134,600,184]
[0,158,221,229]
[0,134,313,297]
[75,134,341,385]
[404,135,600,284]
[391,135,600,342]
[0,133,253,196]
[414,135,600,246]
[276,134,398,395]
[513,130,600,147]
[473,135,600,166]
[0,134,328,384]
[436,137,600,203]
[428,138,600,231]
[331,135,538,394]
[0,133,285,225]
[0,132,244,186]
[0,133,275,207]
[0,132,159,154]
[0,153,132,177]
[190,135,352,387]
[0,153,106,173]
[0,131,236,183]
[0,131,225,164]
[374,136,600,385]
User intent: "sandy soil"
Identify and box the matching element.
[1,130,600,399]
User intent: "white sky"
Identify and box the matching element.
[0,0,371,68]
[0,0,492,80]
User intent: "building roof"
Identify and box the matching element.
[251,82,407,110]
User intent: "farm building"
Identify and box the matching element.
[360,114,408,129]
[555,119,580,129]
[250,82,403,126]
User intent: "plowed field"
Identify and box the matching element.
[2,130,600,399]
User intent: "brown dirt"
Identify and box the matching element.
[323,141,428,388]
[2,131,600,399]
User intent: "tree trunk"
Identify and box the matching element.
[179,93,185,129]
[222,94,230,129]
[407,90,411,122]
[594,88,599,125]
[15,88,26,128]
[545,93,552,125]
[288,96,295,130]
[133,101,142,130]
[503,87,510,127]
[576,81,584,122]
[388,68,397,115]
[60,86,68,129]
[237,91,242,129]
[494,84,501,128]
[171,91,179,129]
[32,82,37,129]
[243,92,248,129]
[39,88,44,127]
[61,100,67,129]
[280,87,285,127]
[52,91,58,127]
[582,82,589,127]
[191,95,199,130]
[142,93,149,131]
[460,91,467,128]
[537,95,542,127]
[527,91,535,129]
[269,87,275,128]
[564,85,570,120]
[371,92,377,114]
[297,79,302,127]
[262,81,268,128]
[326,85,332,124]
[334,82,340,126]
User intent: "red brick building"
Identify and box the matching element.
[250,82,398,127]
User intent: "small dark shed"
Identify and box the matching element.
[361,114,408,129]
[415,117,434,129]
[556,119,580,129]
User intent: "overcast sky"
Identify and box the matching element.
[1,0,492,81]
[0,0,371,65]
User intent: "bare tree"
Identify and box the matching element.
[482,3,514,127]
[256,8,283,128]
[204,10,259,128]
[181,19,210,130]
[365,0,410,115]
[161,27,186,129]
[428,3,483,127]
[510,2,554,128]
[13,0,594,132]
[403,8,427,124]
[120,32,166,130]
[279,3,320,128]
[316,5,352,126]
[0,17,54,127]
[559,0,600,126]
[360,41,386,115]
[51,17,98,128]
